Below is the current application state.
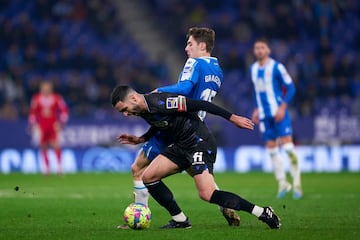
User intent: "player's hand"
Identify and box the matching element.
[251,109,259,124]
[229,115,255,130]
[117,134,145,145]
[28,124,39,136]
[54,121,62,132]
[275,103,286,122]
[29,123,38,132]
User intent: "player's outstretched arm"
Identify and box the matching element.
[185,98,254,130]
[117,134,145,145]
[117,126,159,145]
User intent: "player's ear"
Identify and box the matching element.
[128,93,138,103]
[201,42,207,52]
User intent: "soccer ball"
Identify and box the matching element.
[123,203,152,229]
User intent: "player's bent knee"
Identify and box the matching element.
[198,190,213,202]
[141,171,157,184]
[131,162,148,179]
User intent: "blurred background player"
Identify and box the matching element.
[250,39,303,199]
[117,27,240,228]
[28,81,69,175]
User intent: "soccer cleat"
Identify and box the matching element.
[116,224,129,229]
[160,218,192,229]
[277,182,292,199]
[293,187,303,200]
[258,206,281,229]
[222,208,240,226]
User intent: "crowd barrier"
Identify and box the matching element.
[1,145,359,174]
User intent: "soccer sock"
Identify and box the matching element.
[251,205,264,218]
[41,149,49,174]
[268,147,287,187]
[172,212,187,222]
[133,180,149,205]
[144,180,183,217]
[209,190,255,213]
[213,182,224,212]
[55,148,62,174]
[283,143,302,189]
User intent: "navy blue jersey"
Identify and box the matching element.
[141,93,211,149]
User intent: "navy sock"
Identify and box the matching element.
[144,180,182,216]
[209,190,255,213]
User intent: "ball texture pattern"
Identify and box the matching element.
[123,203,152,229]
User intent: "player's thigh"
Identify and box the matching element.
[141,135,166,161]
[259,118,276,142]
[49,133,61,149]
[193,170,216,201]
[142,154,179,183]
[40,127,53,147]
[275,113,293,138]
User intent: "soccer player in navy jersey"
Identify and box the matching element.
[111,85,281,229]
[118,27,240,228]
[250,38,303,199]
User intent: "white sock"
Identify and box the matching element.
[133,180,149,205]
[268,147,287,186]
[251,205,264,218]
[283,143,302,189]
[172,212,187,222]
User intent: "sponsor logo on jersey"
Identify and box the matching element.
[183,66,192,73]
[166,96,187,112]
[178,96,186,112]
[166,97,178,109]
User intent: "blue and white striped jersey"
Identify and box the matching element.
[158,57,223,120]
[250,58,295,120]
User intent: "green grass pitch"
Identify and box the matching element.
[0,172,359,240]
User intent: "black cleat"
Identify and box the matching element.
[258,206,281,229]
[222,208,240,226]
[160,218,192,229]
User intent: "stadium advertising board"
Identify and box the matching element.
[0,145,359,174]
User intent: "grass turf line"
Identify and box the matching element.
[0,172,359,240]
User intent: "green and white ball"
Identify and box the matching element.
[123,203,152,229]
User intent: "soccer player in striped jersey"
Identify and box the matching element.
[250,38,303,199]
[117,27,240,228]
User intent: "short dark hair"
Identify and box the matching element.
[110,85,134,107]
[187,27,215,53]
[254,37,270,47]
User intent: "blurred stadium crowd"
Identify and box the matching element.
[0,0,168,120]
[145,0,360,118]
[0,0,359,121]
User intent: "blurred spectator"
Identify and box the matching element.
[145,0,359,118]
[0,101,18,120]
[0,0,359,121]
[0,0,169,120]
